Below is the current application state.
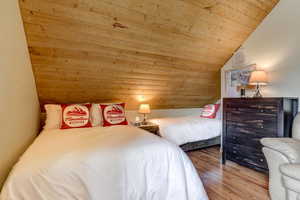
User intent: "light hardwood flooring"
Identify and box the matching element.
[187,146,270,200]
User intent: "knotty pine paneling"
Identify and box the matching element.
[19,0,278,110]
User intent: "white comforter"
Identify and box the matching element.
[150,116,221,145]
[0,126,208,200]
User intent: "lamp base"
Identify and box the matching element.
[253,85,263,98]
[141,113,148,125]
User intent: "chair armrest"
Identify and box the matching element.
[280,164,300,194]
[261,138,300,163]
[280,164,300,181]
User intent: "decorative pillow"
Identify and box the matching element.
[200,104,220,119]
[61,104,92,129]
[91,103,121,127]
[44,104,62,130]
[91,103,102,127]
[100,103,128,127]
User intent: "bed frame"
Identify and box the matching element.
[180,136,221,152]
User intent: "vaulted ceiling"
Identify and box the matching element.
[19,0,279,110]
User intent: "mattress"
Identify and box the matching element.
[150,116,222,145]
[0,125,208,200]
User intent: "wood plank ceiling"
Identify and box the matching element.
[19,0,279,110]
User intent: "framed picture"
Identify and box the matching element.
[225,64,256,97]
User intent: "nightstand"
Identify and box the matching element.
[136,122,160,136]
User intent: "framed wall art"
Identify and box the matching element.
[225,64,256,97]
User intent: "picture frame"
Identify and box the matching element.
[225,64,256,97]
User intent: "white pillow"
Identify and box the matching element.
[216,108,222,120]
[44,104,62,130]
[215,99,222,120]
[215,99,221,104]
[91,104,102,127]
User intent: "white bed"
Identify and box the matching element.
[0,125,208,200]
[150,116,222,146]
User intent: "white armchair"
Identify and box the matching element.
[261,113,300,200]
[281,164,300,200]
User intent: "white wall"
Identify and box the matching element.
[221,0,300,105]
[126,108,202,122]
[0,0,40,187]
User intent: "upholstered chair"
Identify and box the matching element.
[261,113,300,200]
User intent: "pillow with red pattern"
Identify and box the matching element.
[200,104,220,119]
[61,104,92,129]
[100,103,128,127]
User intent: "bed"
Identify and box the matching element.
[149,116,222,151]
[0,125,208,200]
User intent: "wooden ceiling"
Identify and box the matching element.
[19,0,278,110]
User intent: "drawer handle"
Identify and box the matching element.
[260,159,264,162]
[258,124,264,129]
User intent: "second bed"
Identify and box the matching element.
[150,116,221,151]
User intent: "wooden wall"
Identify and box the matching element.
[19,0,278,110]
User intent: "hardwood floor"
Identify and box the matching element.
[187,146,270,200]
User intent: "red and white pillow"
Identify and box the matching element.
[61,104,92,129]
[44,104,93,130]
[44,103,128,129]
[100,103,128,127]
[200,104,220,119]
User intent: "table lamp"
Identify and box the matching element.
[249,70,268,98]
[139,104,151,125]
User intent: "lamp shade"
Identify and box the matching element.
[249,70,268,85]
[139,104,151,114]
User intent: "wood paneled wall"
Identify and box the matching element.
[19,0,278,110]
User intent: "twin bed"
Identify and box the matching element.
[150,116,222,151]
[0,104,222,200]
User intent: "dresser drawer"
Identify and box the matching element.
[226,133,264,149]
[226,143,268,169]
[226,142,263,156]
[226,111,277,122]
[227,152,268,171]
[226,123,277,137]
[226,116,277,133]
[225,102,278,114]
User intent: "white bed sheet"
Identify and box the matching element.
[150,116,221,145]
[0,126,208,200]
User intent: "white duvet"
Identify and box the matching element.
[150,116,221,145]
[0,126,208,200]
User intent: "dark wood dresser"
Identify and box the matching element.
[222,98,298,173]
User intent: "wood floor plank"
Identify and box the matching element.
[187,146,270,200]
